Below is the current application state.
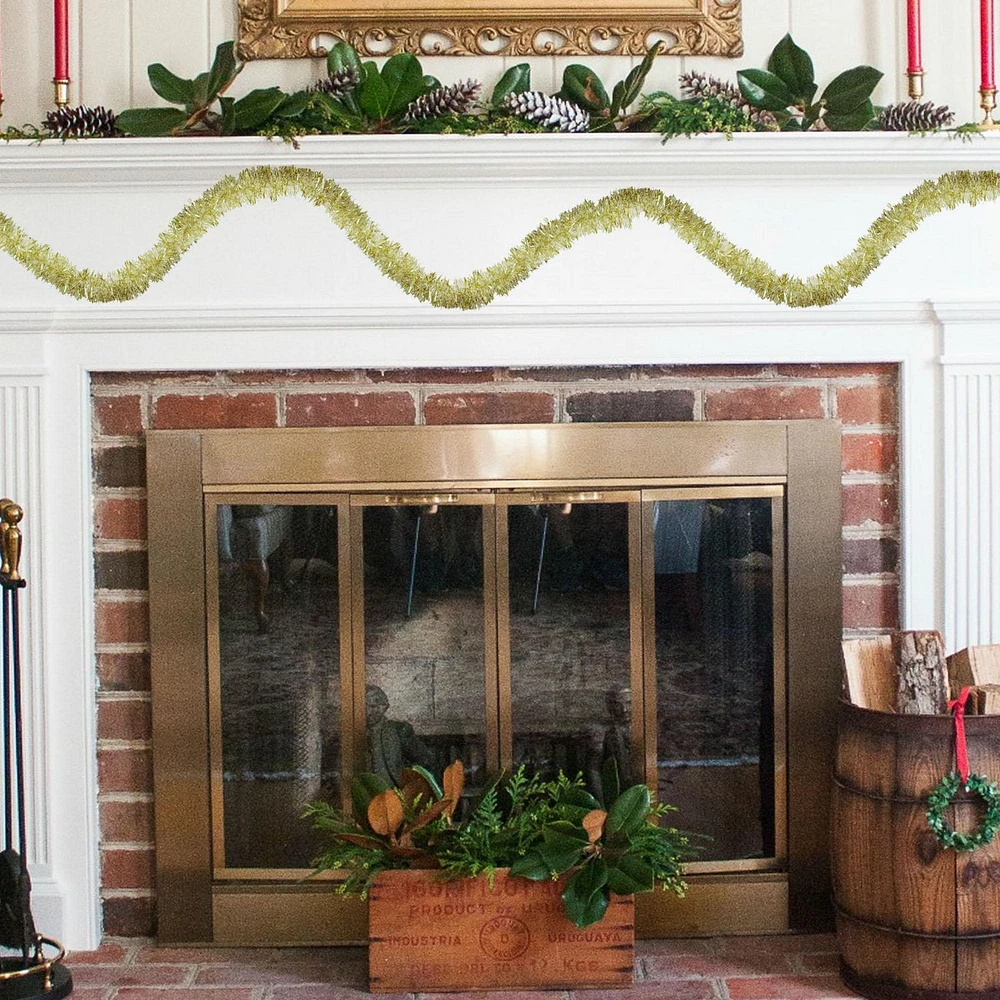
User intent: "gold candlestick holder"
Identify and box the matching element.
[53,79,70,108]
[907,70,924,101]
[980,86,1000,129]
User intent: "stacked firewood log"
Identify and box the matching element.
[842,631,1000,714]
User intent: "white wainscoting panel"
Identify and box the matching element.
[940,304,1000,651]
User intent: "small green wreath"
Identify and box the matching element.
[926,772,1000,852]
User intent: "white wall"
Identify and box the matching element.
[0,0,986,130]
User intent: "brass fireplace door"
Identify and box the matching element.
[146,422,842,944]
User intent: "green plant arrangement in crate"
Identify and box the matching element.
[305,758,694,929]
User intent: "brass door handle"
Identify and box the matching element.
[516,491,603,505]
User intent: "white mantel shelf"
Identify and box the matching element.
[0,132,999,188]
[2,131,1000,951]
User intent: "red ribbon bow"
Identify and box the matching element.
[948,686,973,784]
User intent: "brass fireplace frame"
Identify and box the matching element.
[147,421,842,944]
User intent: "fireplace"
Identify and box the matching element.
[146,417,841,944]
[13,134,974,951]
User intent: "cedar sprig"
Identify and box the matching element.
[679,71,779,130]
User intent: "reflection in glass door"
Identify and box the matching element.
[353,495,495,799]
[643,488,785,866]
[499,494,642,800]
[210,500,350,871]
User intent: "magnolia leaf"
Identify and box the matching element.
[561,860,610,928]
[273,90,313,119]
[611,40,662,116]
[539,828,588,873]
[492,63,531,108]
[407,797,453,832]
[442,759,465,817]
[821,65,883,113]
[191,72,212,111]
[582,808,607,844]
[606,783,651,837]
[218,96,236,136]
[737,68,795,112]
[380,53,427,118]
[560,787,601,811]
[605,854,654,894]
[509,851,550,880]
[824,99,876,131]
[336,831,387,849]
[147,64,195,106]
[545,820,590,843]
[767,34,816,104]
[405,764,443,799]
[560,65,610,113]
[115,107,188,137]
[368,789,405,837]
[207,40,241,100]
[356,62,389,120]
[400,769,434,810]
[351,772,390,826]
[232,87,285,132]
[539,843,584,874]
[327,41,363,79]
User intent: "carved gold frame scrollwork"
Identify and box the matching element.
[238,0,741,59]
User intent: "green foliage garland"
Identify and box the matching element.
[926,771,1000,852]
[2,166,1000,309]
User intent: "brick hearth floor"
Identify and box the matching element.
[67,935,857,1000]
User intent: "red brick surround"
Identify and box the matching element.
[90,363,899,936]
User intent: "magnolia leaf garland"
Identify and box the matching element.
[2,165,1000,308]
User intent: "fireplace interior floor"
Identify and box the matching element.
[66,935,855,999]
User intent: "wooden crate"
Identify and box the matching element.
[368,869,635,993]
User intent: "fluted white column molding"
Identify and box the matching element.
[938,303,1000,652]
[0,374,61,915]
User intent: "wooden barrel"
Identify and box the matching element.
[833,701,1000,1000]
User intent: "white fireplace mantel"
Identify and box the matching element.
[1,133,999,949]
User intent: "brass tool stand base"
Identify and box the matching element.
[0,962,71,1000]
[0,940,73,1000]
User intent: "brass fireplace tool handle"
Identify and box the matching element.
[1,499,24,582]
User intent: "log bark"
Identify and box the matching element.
[894,630,948,715]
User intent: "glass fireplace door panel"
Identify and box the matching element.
[210,499,351,873]
[354,496,494,798]
[643,488,785,867]
[500,494,641,798]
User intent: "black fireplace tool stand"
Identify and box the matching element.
[0,500,71,1000]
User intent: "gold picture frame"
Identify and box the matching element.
[237,0,742,59]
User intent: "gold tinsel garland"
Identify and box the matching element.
[1,165,998,308]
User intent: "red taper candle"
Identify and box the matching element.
[906,0,923,73]
[906,0,923,98]
[982,0,996,91]
[54,0,68,94]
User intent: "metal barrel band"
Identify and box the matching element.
[835,902,1000,941]
[832,776,930,805]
